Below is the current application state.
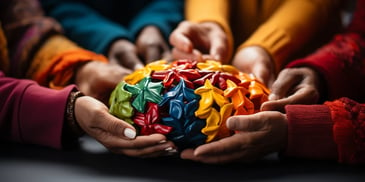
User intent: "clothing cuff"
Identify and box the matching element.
[32,35,108,88]
[284,104,337,160]
[18,84,76,149]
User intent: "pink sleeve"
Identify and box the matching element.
[0,71,76,149]
[284,104,338,160]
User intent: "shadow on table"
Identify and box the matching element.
[1,136,364,182]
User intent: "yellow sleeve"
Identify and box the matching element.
[239,0,341,71]
[28,34,107,89]
[0,25,9,74]
[185,0,233,62]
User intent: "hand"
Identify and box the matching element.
[232,46,275,88]
[74,61,132,105]
[74,96,177,157]
[169,21,230,63]
[108,39,144,70]
[136,26,172,64]
[261,67,321,112]
[180,111,287,163]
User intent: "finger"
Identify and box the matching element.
[172,47,203,62]
[193,134,248,156]
[183,149,257,164]
[169,21,194,53]
[112,139,177,158]
[114,51,144,70]
[261,87,318,112]
[251,65,271,87]
[144,45,161,63]
[96,132,168,150]
[92,112,137,140]
[226,114,268,131]
[268,69,301,100]
[181,135,263,164]
[209,36,228,62]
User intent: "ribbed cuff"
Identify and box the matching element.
[284,104,337,160]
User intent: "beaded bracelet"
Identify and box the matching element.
[65,91,85,138]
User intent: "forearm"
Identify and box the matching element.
[185,0,233,60]
[241,0,341,71]
[0,72,75,149]
[29,34,108,89]
[286,33,365,101]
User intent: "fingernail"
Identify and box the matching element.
[159,140,167,144]
[165,147,178,154]
[124,128,136,139]
[268,93,278,101]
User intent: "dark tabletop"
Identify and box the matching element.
[1,136,364,182]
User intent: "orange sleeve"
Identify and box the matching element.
[29,35,107,89]
[239,0,341,72]
[185,0,233,62]
[0,25,9,73]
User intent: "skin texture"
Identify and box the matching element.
[180,67,321,163]
[261,67,321,112]
[170,21,230,63]
[109,26,172,70]
[232,46,276,88]
[181,111,288,164]
[170,21,275,88]
[74,96,177,158]
[108,39,145,70]
[74,61,131,105]
[136,26,172,64]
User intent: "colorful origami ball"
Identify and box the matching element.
[109,60,270,150]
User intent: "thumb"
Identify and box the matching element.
[260,100,286,113]
[226,114,264,131]
[101,115,137,139]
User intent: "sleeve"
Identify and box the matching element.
[29,35,108,89]
[185,0,233,61]
[0,0,63,78]
[325,98,365,164]
[41,0,131,54]
[286,33,365,101]
[284,98,365,164]
[0,71,75,149]
[284,104,338,161]
[1,0,108,89]
[285,0,365,101]
[240,0,341,72]
[129,0,184,41]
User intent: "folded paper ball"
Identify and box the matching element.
[109,60,270,150]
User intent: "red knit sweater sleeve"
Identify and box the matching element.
[286,0,365,101]
[325,97,365,164]
[284,104,338,160]
[286,33,365,101]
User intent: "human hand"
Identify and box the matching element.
[136,26,172,64]
[261,67,321,112]
[74,61,132,105]
[232,46,275,88]
[180,111,287,164]
[108,39,144,70]
[74,96,177,157]
[169,21,230,63]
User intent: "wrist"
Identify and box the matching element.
[63,91,85,140]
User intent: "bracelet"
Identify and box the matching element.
[65,91,85,138]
